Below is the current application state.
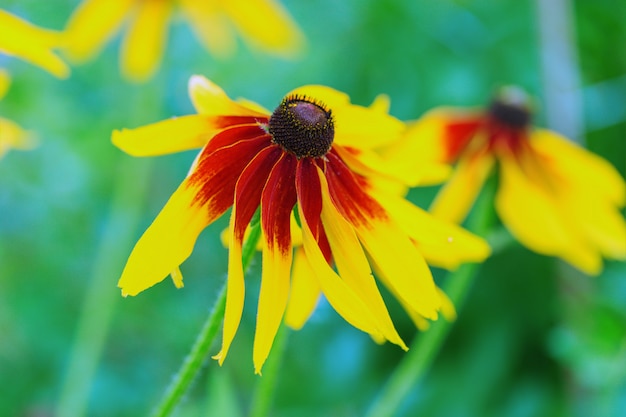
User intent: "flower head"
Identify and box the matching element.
[113,76,489,372]
[0,9,69,78]
[63,0,305,82]
[400,86,626,275]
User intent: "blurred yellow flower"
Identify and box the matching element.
[63,0,305,82]
[0,9,69,78]
[401,86,626,275]
[112,75,489,372]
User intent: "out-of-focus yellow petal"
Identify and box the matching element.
[188,75,268,117]
[0,10,69,78]
[179,0,236,58]
[285,248,320,330]
[120,0,172,82]
[63,0,134,62]
[112,115,211,157]
[118,179,211,296]
[297,204,384,339]
[170,267,184,289]
[430,151,494,224]
[319,173,406,349]
[253,242,292,374]
[372,189,491,270]
[530,129,626,206]
[0,117,38,158]
[223,0,304,57]
[495,151,602,275]
[214,211,246,366]
[288,85,405,150]
[0,69,10,99]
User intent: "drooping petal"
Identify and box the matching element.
[179,0,237,57]
[284,247,321,330]
[296,158,384,339]
[287,85,405,150]
[0,117,37,158]
[112,115,217,156]
[222,0,304,56]
[429,150,495,224]
[63,0,134,62]
[317,168,407,349]
[495,150,602,275]
[254,153,298,373]
[188,75,269,117]
[117,179,212,296]
[120,0,172,82]
[371,188,491,270]
[324,153,441,319]
[0,10,69,78]
[215,145,282,366]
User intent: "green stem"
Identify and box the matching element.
[152,212,262,417]
[249,325,290,417]
[365,180,497,417]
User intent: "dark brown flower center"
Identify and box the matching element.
[268,95,334,158]
[488,87,532,128]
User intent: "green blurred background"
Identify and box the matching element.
[1,0,625,416]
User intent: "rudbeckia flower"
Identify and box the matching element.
[113,76,490,373]
[402,86,626,275]
[0,9,69,78]
[63,0,304,82]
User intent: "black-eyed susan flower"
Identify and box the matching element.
[113,76,490,373]
[399,86,626,275]
[63,0,304,82]
[0,9,69,78]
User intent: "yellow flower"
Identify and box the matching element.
[0,9,69,78]
[113,76,489,373]
[63,0,305,82]
[402,86,626,275]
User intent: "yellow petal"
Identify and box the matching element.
[117,179,211,296]
[0,117,37,158]
[288,85,405,150]
[318,175,407,349]
[0,10,69,78]
[179,0,236,57]
[284,248,321,330]
[297,204,384,339]
[63,0,134,62]
[222,0,304,56]
[170,267,184,289]
[430,151,495,224]
[0,69,10,99]
[120,0,172,82]
[112,115,212,157]
[188,75,268,117]
[495,151,602,275]
[214,212,246,366]
[253,241,292,374]
[372,189,491,270]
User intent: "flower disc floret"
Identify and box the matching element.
[488,87,531,128]
[269,95,334,158]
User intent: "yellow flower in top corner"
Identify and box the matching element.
[402,86,626,275]
[0,9,69,78]
[113,76,489,373]
[63,0,305,82]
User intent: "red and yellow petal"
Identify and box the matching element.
[63,0,134,63]
[117,179,212,296]
[430,150,495,224]
[254,153,298,373]
[120,0,172,82]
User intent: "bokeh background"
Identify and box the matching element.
[1,0,625,416]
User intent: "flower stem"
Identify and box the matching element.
[365,180,497,417]
[151,212,262,417]
[249,325,290,417]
